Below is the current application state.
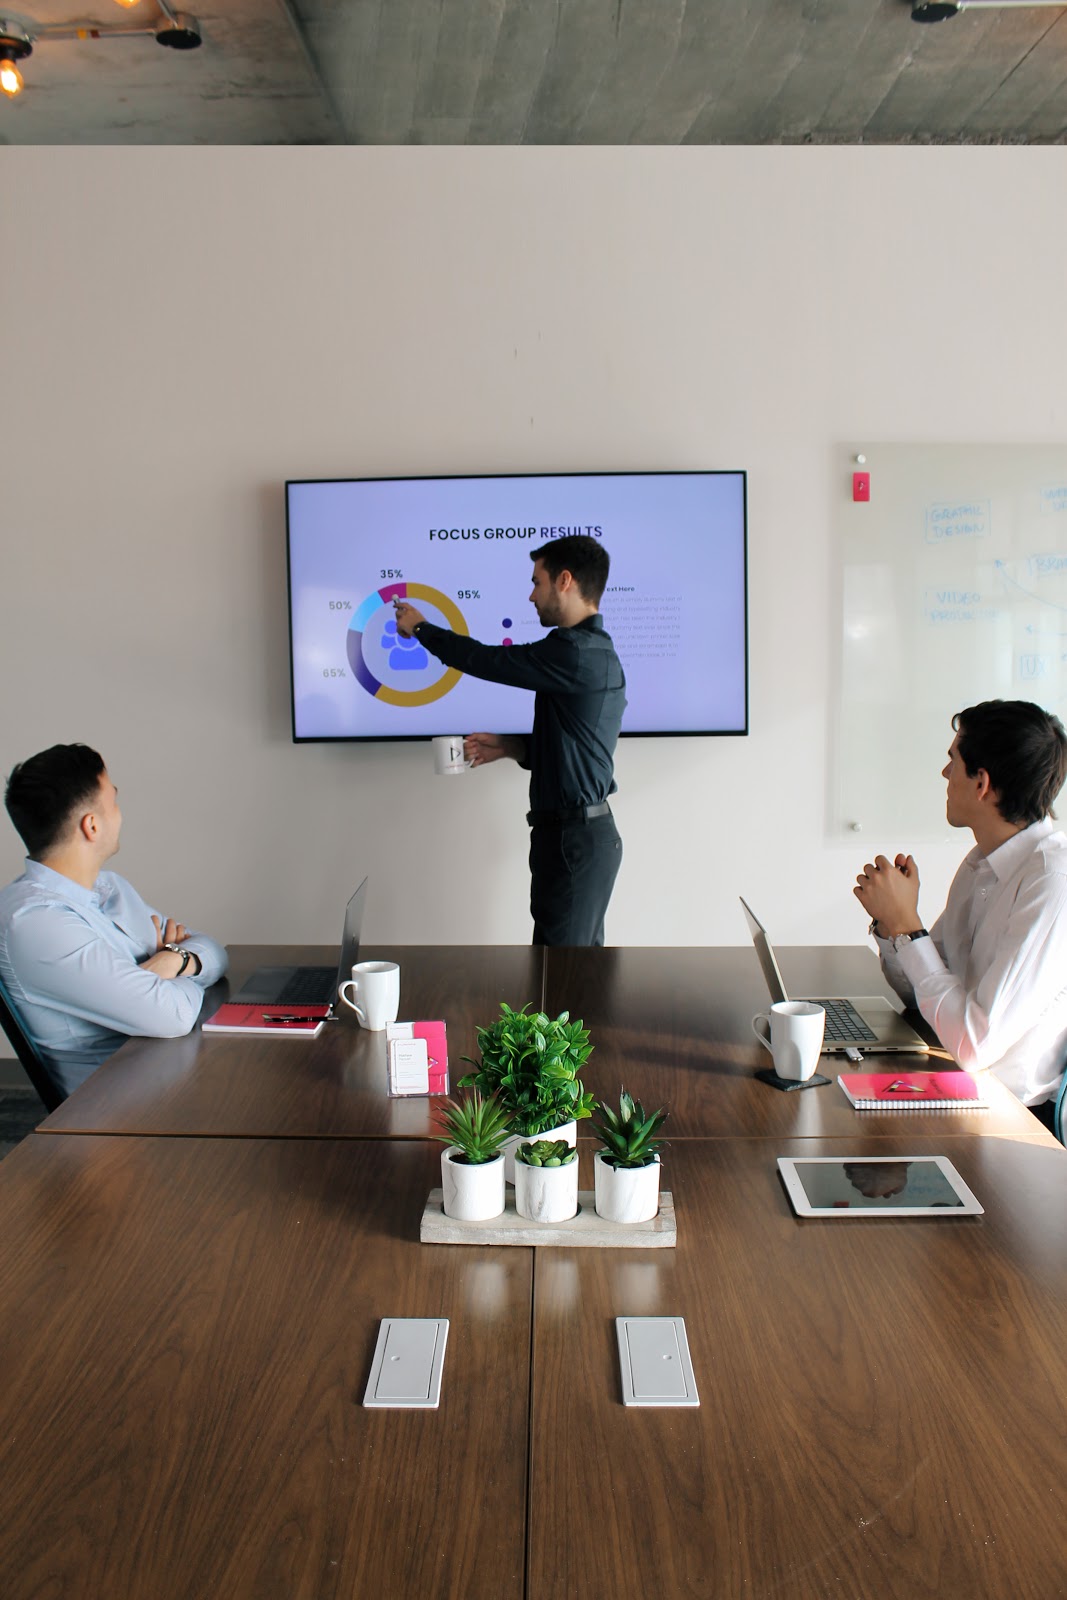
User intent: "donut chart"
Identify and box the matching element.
[346,581,469,707]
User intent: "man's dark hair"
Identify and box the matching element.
[953,700,1067,825]
[4,744,106,858]
[530,534,610,606]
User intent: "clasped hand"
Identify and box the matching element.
[853,853,921,939]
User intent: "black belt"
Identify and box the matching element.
[526,802,613,825]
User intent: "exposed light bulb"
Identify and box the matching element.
[112,0,140,7]
[0,57,23,97]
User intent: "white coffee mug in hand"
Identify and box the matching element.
[338,961,401,1030]
[432,736,470,776]
[752,1000,826,1082]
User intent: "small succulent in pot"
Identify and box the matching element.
[434,1090,513,1164]
[513,1137,580,1223]
[591,1090,668,1169]
[592,1090,668,1224]
[435,1091,511,1222]
[514,1139,578,1168]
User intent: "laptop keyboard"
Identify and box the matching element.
[274,967,337,1005]
[818,999,878,1044]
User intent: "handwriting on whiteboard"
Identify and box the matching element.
[922,588,998,624]
[924,500,991,544]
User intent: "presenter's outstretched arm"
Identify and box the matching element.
[393,601,528,767]
[465,734,527,768]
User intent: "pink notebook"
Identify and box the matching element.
[202,1003,329,1039]
[838,1070,989,1111]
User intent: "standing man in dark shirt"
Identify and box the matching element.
[393,534,626,946]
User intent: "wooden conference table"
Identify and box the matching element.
[37,944,1045,1142]
[1,1132,1065,1599]
[4,944,1065,1599]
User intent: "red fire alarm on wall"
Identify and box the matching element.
[852,471,870,502]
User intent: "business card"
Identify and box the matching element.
[386,1020,449,1097]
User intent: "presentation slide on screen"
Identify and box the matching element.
[288,474,747,740]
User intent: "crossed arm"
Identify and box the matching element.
[9,900,227,1041]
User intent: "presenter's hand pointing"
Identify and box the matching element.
[393,600,426,637]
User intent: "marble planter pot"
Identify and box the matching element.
[513,1153,579,1223]
[593,1151,661,1223]
[500,1120,577,1186]
[441,1148,506,1222]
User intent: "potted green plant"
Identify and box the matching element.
[591,1090,668,1223]
[460,1003,596,1183]
[434,1090,511,1221]
[513,1140,579,1223]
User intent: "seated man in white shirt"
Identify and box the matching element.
[0,743,227,1099]
[853,699,1067,1133]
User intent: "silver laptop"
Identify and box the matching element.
[740,898,929,1055]
[231,878,368,1006]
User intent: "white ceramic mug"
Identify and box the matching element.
[338,960,400,1030]
[432,735,470,776]
[752,1000,825,1082]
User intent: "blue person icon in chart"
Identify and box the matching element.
[382,618,429,671]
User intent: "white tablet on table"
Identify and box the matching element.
[777,1155,984,1217]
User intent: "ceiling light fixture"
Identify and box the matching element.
[0,22,31,97]
[154,9,203,49]
[913,1,1066,18]
[0,3,200,98]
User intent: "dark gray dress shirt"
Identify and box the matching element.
[414,614,626,813]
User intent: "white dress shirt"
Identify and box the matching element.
[0,860,227,1097]
[875,818,1067,1106]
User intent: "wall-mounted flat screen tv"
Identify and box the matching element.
[287,471,748,742]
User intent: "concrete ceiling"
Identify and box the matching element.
[1,0,1065,145]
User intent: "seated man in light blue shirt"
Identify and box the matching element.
[0,743,227,1099]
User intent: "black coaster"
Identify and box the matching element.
[755,1068,832,1093]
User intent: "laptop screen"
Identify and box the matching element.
[739,898,789,1005]
[335,878,369,993]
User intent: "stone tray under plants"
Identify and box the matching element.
[419,1189,677,1247]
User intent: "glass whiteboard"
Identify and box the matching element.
[834,443,1067,840]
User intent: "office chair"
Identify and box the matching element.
[0,974,64,1113]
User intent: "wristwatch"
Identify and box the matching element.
[163,942,196,976]
[891,929,929,954]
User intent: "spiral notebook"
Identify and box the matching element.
[838,1071,989,1111]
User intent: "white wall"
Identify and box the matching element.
[3,146,1066,967]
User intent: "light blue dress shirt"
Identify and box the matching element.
[0,859,228,1097]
